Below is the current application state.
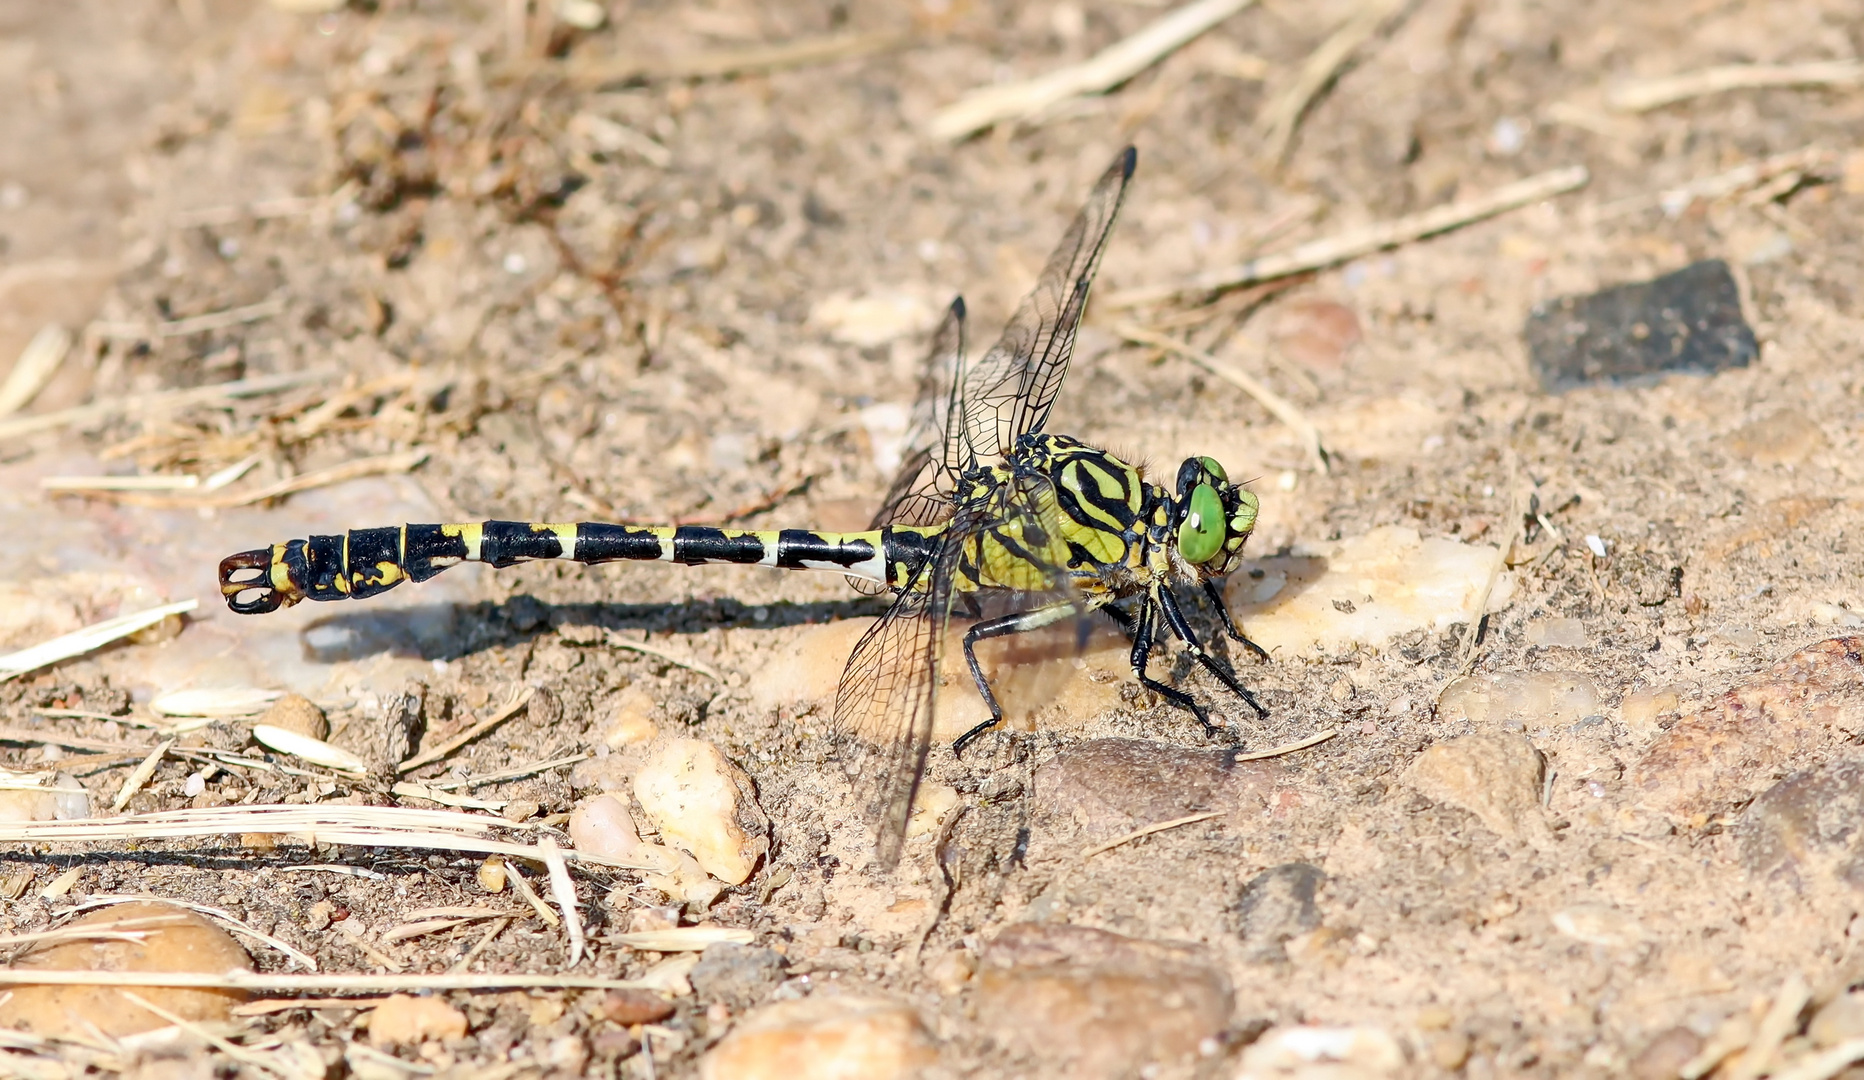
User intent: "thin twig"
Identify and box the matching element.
[1107,166,1589,307]
[1771,1038,1864,1080]
[1608,60,1864,113]
[1231,728,1339,762]
[602,631,723,681]
[0,600,199,682]
[505,863,560,928]
[611,927,754,952]
[0,369,339,442]
[119,990,284,1077]
[1256,0,1407,165]
[397,686,536,774]
[930,0,1257,140]
[1595,144,1834,220]
[560,29,910,86]
[77,450,430,509]
[540,837,584,967]
[110,741,172,813]
[390,782,506,812]
[232,996,391,1017]
[0,970,654,991]
[449,917,512,974]
[1081,810,1222,859]
[1115,322,1330,473]
[425,752,590,791]
[88,296,287,341]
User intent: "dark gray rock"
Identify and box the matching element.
[690,943,787,1010]
[1235,862,1325,962]
[1524,260,1756,393]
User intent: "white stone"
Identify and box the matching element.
[1439,671,1601,732]
[634,740,769,885]
[1227,526,1513,654]
[1237,1025,1406,1078]
[568,793,683,872]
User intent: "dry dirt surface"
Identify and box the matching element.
[4,0,1864,1077]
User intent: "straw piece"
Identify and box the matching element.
[1595,144,1834,221]
[1725,974,1812,1080]
[450,917,512,975]
[0,324,73,417]
[89,296,286,341]
[1771,1038,1864,1080]
[0,970,657,991]
[1114,323,1329,473]
[390,782,506,812]
[0,369,338,442]
[404,906,515,921]
[425,752,589,791]
[42,474,201,492]
[398,686,536,774]
[612,927,755,952]
[253,725,369,776]
[1081,810,1222,858]
[564,29,909,86]
[540,837,584,967]
[152,687,281,718]
[110,741,173,814]
[1256,0,1406,164]
[119,990,279,1074]
[930,0,1256,140]
[0,599,199,682]
[1608,60,1864,113]
[380,918,473,944]
[1230,728,1339,762]
[232,996,390,1016]
[602,631,723,681]
[505,864,560,928]
[1107,165,1589,307]
[95,449,430,509]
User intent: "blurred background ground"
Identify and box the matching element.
[3,0,1864,1077]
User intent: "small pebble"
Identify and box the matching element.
[1239,1026,1405,1078]
[257,693,328,739]
[1618,685,1683,739]
[1236,863,1325,963]
[0,770,88,823]
[1271,297,1362,371]
[477,856,507,893]
[604,687,659,748]
[1525,616,1588,648]
[634,739,770,885]
[690,943,786,1010]
[928,949,976,996]
[1737,757,1864,884]
[600,987,676,1026]
[501,797,540,822]
[0,902,250,1037]
[807,289,936,347]
[368,994,468,1047]
[699,996,937,1080]
[1428,1030,1472,1071]
[1630,1026,1704,1080]
[1438,671,1600,731]
[1406,732,1548,842]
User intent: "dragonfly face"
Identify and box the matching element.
[1169,455,1259,578]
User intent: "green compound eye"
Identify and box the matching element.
[1232,489,1260,534]
[1178,483,1226,563]
[1197,456,1227,483]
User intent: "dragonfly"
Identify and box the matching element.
[217,146,1270,867]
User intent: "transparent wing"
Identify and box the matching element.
[958,147,1136,463]
[835,542,952,870]
[869,297,967,530]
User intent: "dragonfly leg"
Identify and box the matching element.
[1126,595,1214,731]
[953,601,1084,757]
[1202,578,1269,661]
[1158,585,1269,722]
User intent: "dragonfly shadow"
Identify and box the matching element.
[298,593,893,665]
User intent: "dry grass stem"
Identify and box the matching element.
[89,296,286,342]
[232,996,390,1016]
[71,896,319,972]
[540,837,585,966]
[390,782,507,811]
[0,599,199,682]
[1231,728,1340,762]
[90,449,429,509]
[118,990,281,1077]
[1081,810,1222,858]
[929,0,1257,140]
[451,917,513,974]
[1608,60,1864,112]
[0,969,660,992]
[425,752,590,791]
[169,195,322,229]
[0,324,72,417]
[1114,322,1329,473]
[253,726,368,776]
[1596,144,1834,220]
[41,473,202,492]
[398,686,536,773]
[110,740,172,813]
[612,927,755,952]
[1727,974,1812,1080]
[1107,165,1589,306]
[1772,1039,1864,1080]
[504,863,561,928]
[1256,0,1407,165]
[601,631,723,681]
[563,29,910,87]
[0,369,338,443]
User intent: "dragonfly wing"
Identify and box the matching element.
[870,297,967,530]
[834,544,951,870]
[957,147,1136,462]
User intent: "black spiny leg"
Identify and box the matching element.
[1126,596,1218,734]
[952,602,1083,757]
[1158,585,1269,721]
[1202,578,1269,662]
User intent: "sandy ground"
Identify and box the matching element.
[5,0,1864,1077]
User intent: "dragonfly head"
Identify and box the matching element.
[1170,456,1259,576]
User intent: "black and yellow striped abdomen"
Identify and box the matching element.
[219,520,946,615]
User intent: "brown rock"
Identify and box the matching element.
[1236,863,1325,963]
[0,902,250,1038]
[601,987,677,1026]
[1272,297,1362,370]
[257,693,328,740]
[1630,1026,1703,1080]
[1033,738,1282,841]
[698,995,936,1080]
[368,993,468,1047]
[1631,638,1864,818]
[1406,732,1548,842]
[1728,408,1828,466]
[975,923,1232,1079]
[1737,757,1864,891]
